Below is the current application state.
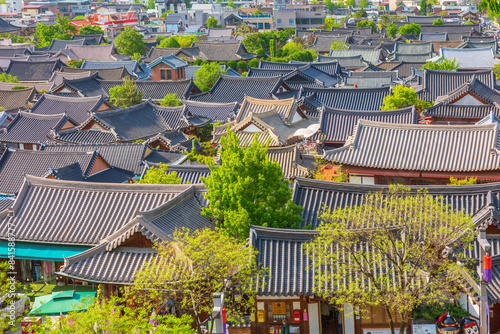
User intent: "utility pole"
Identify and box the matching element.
[478,226,491,334]
[212,293,226,334]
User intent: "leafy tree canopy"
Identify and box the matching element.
[353,9,367,18]
[206,16,222,28]
[0,73,19,83]
[114,26,146,56]
[201,129,303,239]
[346,0,356,6]
[357,20,378,33]
[420,0,427,15]
[109,78,143,108]
[136,163,182,184]
[331,41,349,50]
[79,24,104,35]
[67,58,85,68]
[386,22,398,37]
[398,22,421,36]
[359,0,369,8]
[227,0,236,8]
[421,57,460,70]
[194,62,226,92]
[448,177,477,185]
[35,15,77,48]
[158,93,182,107]
[242,29,294,52]
[159,35,197,48]
[308,185,474,334]
[253,9,264,15]
[381,84,432,111]
[432,18,443,25]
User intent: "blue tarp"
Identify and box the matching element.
[0,240,90,261]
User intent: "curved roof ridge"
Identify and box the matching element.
[357,118,497,131]
[18,110,67,120]
[323,105,415,115]
[140,185,195,221]
[219,74,282,81]
[39,93,102,102]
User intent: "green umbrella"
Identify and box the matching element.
[30,290,97,316]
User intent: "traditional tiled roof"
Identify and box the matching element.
[440,47,500,69]
[0,112,72,144]
[71,34,106,45]
[143,47,184,63]
[317,54,367,69]
[63,44,119,62]
[235,96,299,124]
[192,41,256,61]
[143,149,185,165]
[390,52,433,62]
[259,60,342,77]
[0,81,54,92]
[323,120,500,173]
[0,111,12,128]
[48,39,85,52]
[49,71,92,87]
[0,176,195,244]
[419,32,448,41]
[300,86,391,111]
[183,100,239,123]
[146,55,188,69]
[344,71,398,87]
[309,35,349,53]
[60,66,131,81]
[407,15,442,24]
[247,67,295,77]
[0,47,28,58]
[81,60,150,79]
[394,41,433,54]
[0,88,36,113]
[42,142,149,175]
[328,49,382,64]
[0,149,99,194]
[57,185,212,283]
[99,79,200,100]
[51,74,108,97]
[189,75,285,103]
[375,61,426,78]
[29,94,110,124]
[420,24,480,41]
[5,60,62,82]
[267,145,310,178]
[419,69,496,102]
[315,106,417,143]
[158,165,211,184]
[0,18,20,33]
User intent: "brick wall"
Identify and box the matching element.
[228,327,251,334]
[151,63,185,81]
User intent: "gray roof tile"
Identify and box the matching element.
[0,88,36,113]
[300,86,391,111]
[5,60,62,81]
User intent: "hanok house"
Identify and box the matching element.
[147,55,188,82]
[0,176,207,286]
[272,177,500,332]
[422,76,500,124]
[0,87,36,114]
[323,119,500,185]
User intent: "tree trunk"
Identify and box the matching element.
[385,307,396,334]
[399,320,406,334]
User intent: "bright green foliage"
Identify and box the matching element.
[281,41,316,62]
[480,0,500,21]
[321,17,343,29]
[448,177,477,185]
[35,15,77,47]
[359,0,369,8]
[386,22,398,37]
[0,33,28,43]
[494,64,500,79]
[228,0,236,8]
[194,62,226,92]
[421,57,460,70]
[193,58,203,65]
[420,0,427,15]
[148,0,154,9]
[248,58,260,68]
[352,9,367,18]
[109,78,143,108]
[242,29,294,52]
[308,185,474,334]
[73,15,86,20]
[67,59,85,68]
[114,27,146,56]
[346,0,355,6]
[201,129,303,239]
[464,19,474,25]
[357,20,377,33]
[206,16,222,28]
[237,61,248,72]
[255,48,266,58]
[12,86,28,90]
[432,18,443,25]
[381,85,432,110]
[159,35,197,48]
[0,0,6,4]
[136,163,182,184]
[269,39,276,57]
[227,60,237,70]
[78,25,104,35]
[253,9,263,15]
[159,93,182,107]
[0,73,19,83]
[330,41,349,50]
[133,228,261,334]
[326,0,333,12]
[0,262,32,332]
[132,52,142,61]
[32,295,196,333]
[398,23,421,36]
[413,303,470,321]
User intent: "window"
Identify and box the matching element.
[277,18,282,26]
[161,69,165,80]
[160,69,172,80]
[167,69,172,80]
[289,18,294,25]
[60,7,68,12]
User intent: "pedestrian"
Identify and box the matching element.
[282,319,290,334]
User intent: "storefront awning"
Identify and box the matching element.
[0,240,90,261]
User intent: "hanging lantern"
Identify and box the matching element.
[483,255,492,283]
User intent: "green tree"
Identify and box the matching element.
[193,58,203,65]
[0,262,31,332]
[136,163,182,184]
[109,78,143,108]
[227,0,236,8]
[353,9,367,18]
[73,15,86,19]
[359,0,369,8]
[331,41,349,50]
[12,86,28,90]
[448,177,477,185]
[133,228,262,334]
[464,19,474,25]
[326,0,334,12]
[0,73,19,83]
[494,63,500,79]
[148,0,154,9]
[378,13,391,30]
[236,61,248,72]
[79,25,104,35]
[67,59,85,68]
[432,18,443,25]
[253,9,263,15]
[206,17,222,28]
[398,23,421,36]
[194,62,226,92]
[227,60,237,70]
[159,36,181,48]
[201,129,303,239]
[35,15,77,47]
[420,0,427,15]
[346,0,355,6]
[357,20,378,33]
[421,57,460,70]
[269,39,276,57]
[381,84,432,111]
[308,186,474,334]
[158,93,182,107]
[386,22,398,37]
[248,58,260,68]
[114,26,146,56]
